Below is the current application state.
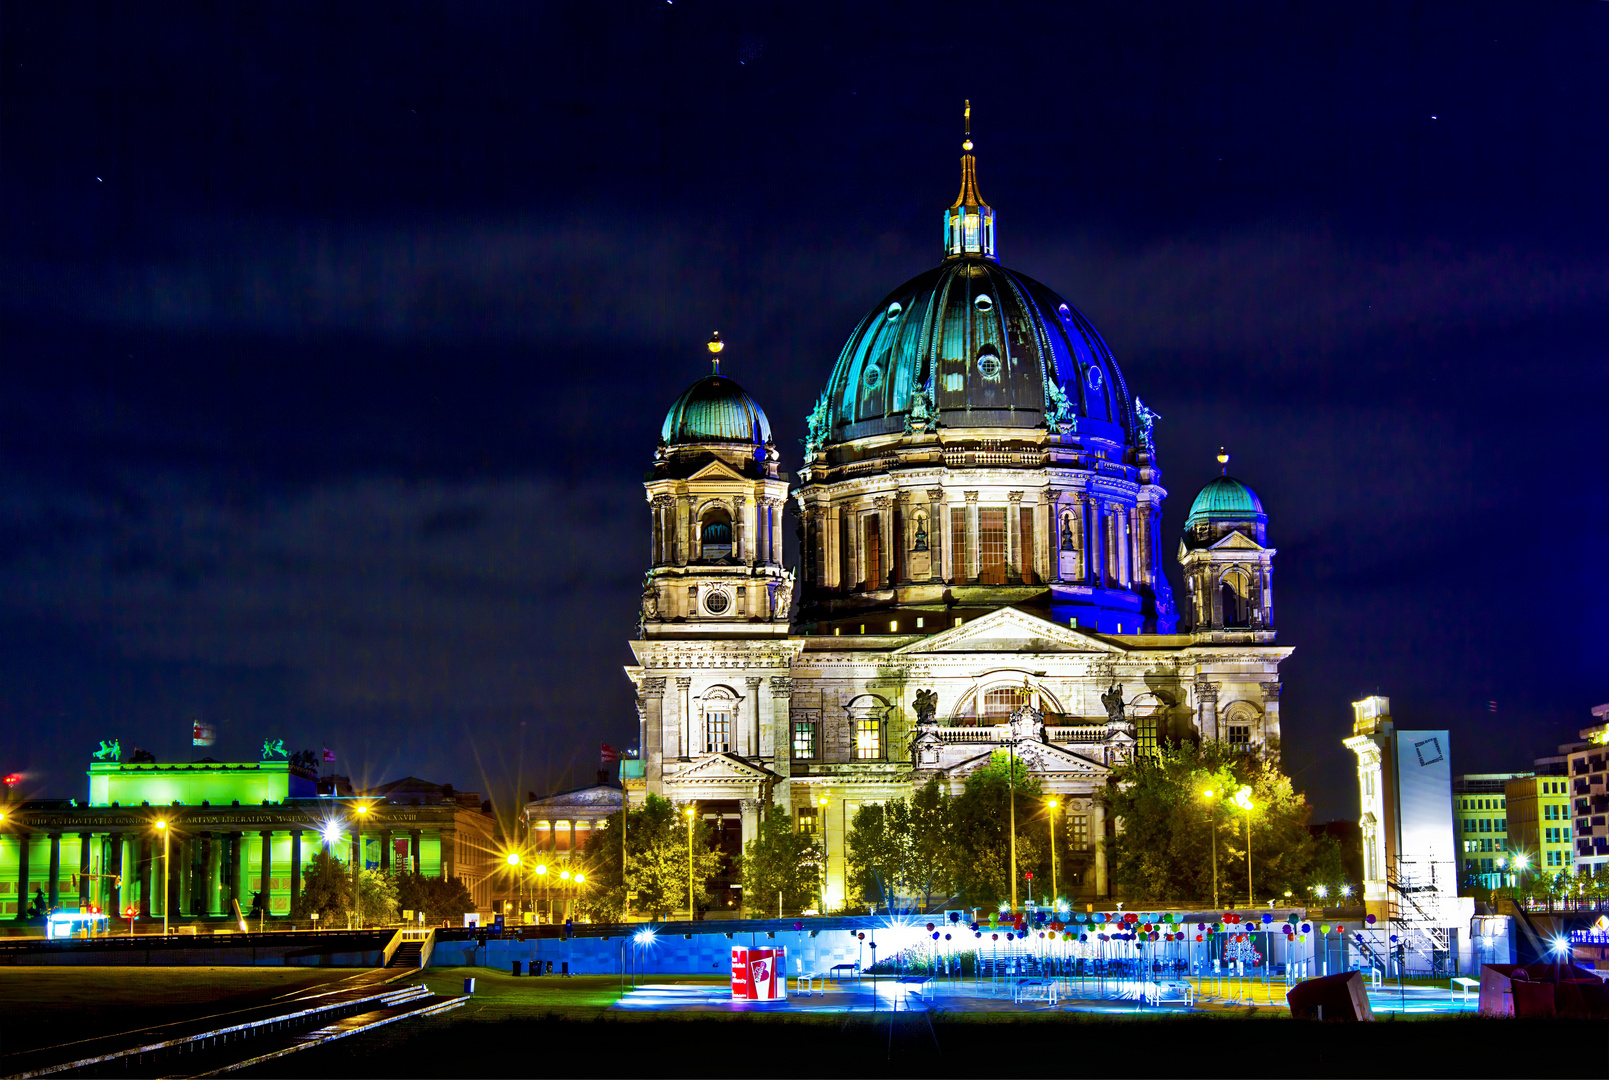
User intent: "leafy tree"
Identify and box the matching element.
[846,800,915,910]
[909,777,957,911]
[738,805,821,917]
[394,873,475,924]
[1106,739,1324,904]
[290,848,351,922]
[576,795,723,920]
[949,751,1045,909]
[357,869,400,923]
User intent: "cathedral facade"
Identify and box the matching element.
[623,119,1289,908]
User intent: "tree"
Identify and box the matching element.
[949,751,1045,909]
[738,805,821,917]
[576,795,723,921]
[1105,739,1325,904]
[357,869,400,924]
[290,848,351,922]
[846,800,915,910]
[909,777,956,911]
[394,873,475,924]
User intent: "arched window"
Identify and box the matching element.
[982,687,1020,721]
[1220,568,1253,627]
[705,703,732,753]
[700,508,733,561]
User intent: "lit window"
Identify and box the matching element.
[1228,725,1251,747]
[855,718,881,760]
[978,509,1007,584]
[797,807,818,835]
[1071,814,1090,850]
[792,721,816,761]
[982,688,1020,721]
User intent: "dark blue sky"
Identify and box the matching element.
[1,1,1604,821]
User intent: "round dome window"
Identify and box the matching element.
[974,294,994,312]
[886,302,903,321]
[976,349,1002,380]
[703,589,730,615]
[1087,367,1104,390]
[862,365,883,390]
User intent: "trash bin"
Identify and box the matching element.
[463,977,476,995]
[545,960,554,974]
[511,960,522,976]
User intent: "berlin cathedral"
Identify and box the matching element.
[623,115,1288,906]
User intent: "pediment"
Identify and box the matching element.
[943,741,1110,777]
[687,460,748,482]
[1208,530,1264,551]
[894,606,1124,656]
[668,752,779,784]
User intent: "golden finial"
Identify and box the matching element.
[962,99,973,152]
[707,331,724,374]
[1217,447,1229,474]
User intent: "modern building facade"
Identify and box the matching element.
[623,117,1291,912]
[1506,774,1576,875]
[0,749,496,925]
[1569,704,1609,876]
[1452,772,1527,892]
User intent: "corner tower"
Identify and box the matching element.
[640,335,793,638]
[1179,450,1276,639]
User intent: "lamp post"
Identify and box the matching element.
[1046,798,1059,915]
[352,804,368,929]
[155,820,169,937]
[1202,789,1221,911]
[684,805,697,921]
[816,794,829,914]
[534,863,548,923]
[560,869,571,922]
[506,852,522,923]
[1231,786,1256,907]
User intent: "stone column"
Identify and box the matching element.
[1117,506,1131,587]
[229,832,244,909]
[676,677,693,760]
[289,830,303,911]
[926,489,944,582]
[108,834,123,917]
[258,831,273,916]
[745,677,764,758]
[78,833,92,909]
[739,799,762,870]
[769,677,794,783]
[880,497,894,589]
[772,502,784,565]
[1006,491,1023,582]
[177,837,192,916]
[205,834,222,915]
[641,677,667,788]
[1196,679,1220,741]
[441,828,458,880]
[410,830,423,875]
[1092,801,1109,898]
[680,496,695,566]
[379,830,392,872]
[137,837,152,920]
[47,833,61,911]
[734,495,748,563]
[965,491,979,582]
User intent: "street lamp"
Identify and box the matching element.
[684,805,696,921]
[1201,789,1221,910]
[816,794,830,915]
[534,863,548,923]
[1046,798,1059,916]
[1231,785,1255,907]
[155,820,170,937]
[506,852,522,923]
[352,804,369,929]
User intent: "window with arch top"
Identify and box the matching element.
[700,507,733,561]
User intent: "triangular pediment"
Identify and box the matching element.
[687,460,747,482]
[1208,530,1264,551]
[668,752,779,784]
[943,741,1110,777]
[894,606,1125,656]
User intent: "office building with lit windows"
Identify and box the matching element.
[1568,704,1609,875]
[1453,772,1528,892]
[1507,774,1576,875]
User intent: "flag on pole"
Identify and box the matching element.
[600,743,620,765]
[192,720,216,747]
[322,746,336,763]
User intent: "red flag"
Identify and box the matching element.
[600,743,620,764]
[322,746,336,763]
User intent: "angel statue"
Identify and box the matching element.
[913,689,939,724]
[1134,396,1162,453]
[802,393,831,460]
[904,376,934,434]
[93,739,121,762]
[261,738,288,761]
[1100,684,1126,723]
[1047,378,1076,427]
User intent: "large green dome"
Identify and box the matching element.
[1186,474,1266,530]
[660,374,772,447]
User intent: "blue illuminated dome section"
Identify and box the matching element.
[817,261,1134,449]
[660,374,772,450]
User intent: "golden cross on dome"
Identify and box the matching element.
[1217,447,1230,474]
[963,99,973,152]
[707,331,724,374]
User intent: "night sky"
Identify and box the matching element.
[1,2,1604,823]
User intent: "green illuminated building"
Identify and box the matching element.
[0,752,495,926]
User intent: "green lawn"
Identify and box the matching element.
[0,967,344,1057]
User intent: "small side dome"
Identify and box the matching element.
[1185,474,1266,531]
[660,374,773,447]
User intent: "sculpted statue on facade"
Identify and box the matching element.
[1100,684,1126,723]
[1134,396,1161,453]
[803,393,830,459]
[93,739,121,762]
[913,688,939,724]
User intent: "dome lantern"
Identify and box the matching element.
[944,100,995,261]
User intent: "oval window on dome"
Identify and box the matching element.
[976,349,1002,381]
[862,365,883,391]
[974,294,994,312]
[1058,303,1072,321]
[886,302,903,321]
[1086,367,1104,391]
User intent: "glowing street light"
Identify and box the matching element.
[1046,798,1059,916]
[154,820,170,937]
[534,862,549,923]
[1230,785,1256,906]
[1201,788,1221,910]
[684,805,697,921]
[816,794,830,915]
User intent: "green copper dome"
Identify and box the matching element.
[660,374,773,448]
[1185,475,1266,530]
